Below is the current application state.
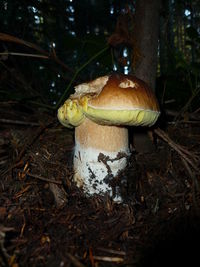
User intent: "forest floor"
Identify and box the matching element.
[0,102,200,267]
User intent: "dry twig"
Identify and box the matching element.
[27,172,62,185]
[154,128,199,172]
[66,253,86,267]
[93,255,124,263]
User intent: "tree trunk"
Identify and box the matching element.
[159,5,167,76]
[132,0,161,153]
[133,0,161,90]
[159,0,175,75]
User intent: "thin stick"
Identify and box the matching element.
[0,118,40,126]
[0,52,48,59]
[0,33,74,74]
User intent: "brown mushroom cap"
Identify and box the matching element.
[83,73,160,127]
[58,73,160,128]
[88,73,159,112]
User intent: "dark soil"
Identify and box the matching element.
[0,102,200,267]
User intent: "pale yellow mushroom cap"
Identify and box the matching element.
[57,99,84,127]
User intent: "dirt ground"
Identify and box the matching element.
[0,102,200,267]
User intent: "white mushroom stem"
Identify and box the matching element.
[73,118,130,197]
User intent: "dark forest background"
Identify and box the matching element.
[0,0,200,114]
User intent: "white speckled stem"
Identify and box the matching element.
[73,119,130,200]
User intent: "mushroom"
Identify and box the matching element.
[58,73,160,200]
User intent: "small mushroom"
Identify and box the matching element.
[58,73,160,200]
